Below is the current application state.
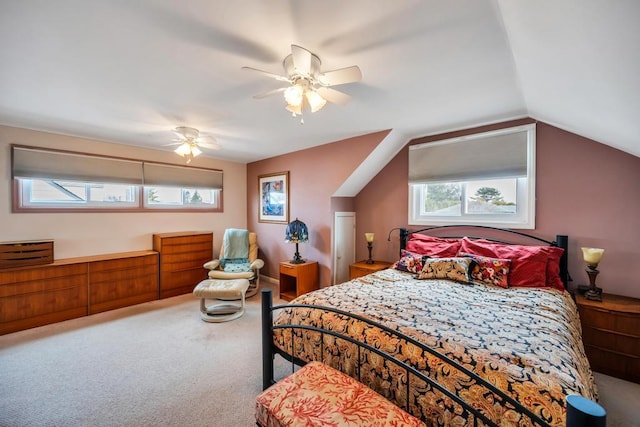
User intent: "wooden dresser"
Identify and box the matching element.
[575,293,640,383]
[153,232,213,299]
[349,260,393,280]
[0,250,158,335]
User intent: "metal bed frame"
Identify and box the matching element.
[261,226,589,426]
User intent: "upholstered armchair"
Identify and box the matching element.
[204,229,264,298]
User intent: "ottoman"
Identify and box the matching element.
[256,361,426,426]
[193,278,250,322]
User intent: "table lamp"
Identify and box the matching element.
[365,233,375,264]
[285,218,309,264]
[581,247,604,301]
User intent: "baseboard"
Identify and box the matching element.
[261,275,279,285]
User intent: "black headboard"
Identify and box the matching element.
[396,225,569,287]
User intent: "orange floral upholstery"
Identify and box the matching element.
[256,361,426,427]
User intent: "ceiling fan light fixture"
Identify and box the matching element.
[174,142,192,156]
[285,102,302,116]
[190,145,202,157]
[306,90,327,113]
[284,84,304,106]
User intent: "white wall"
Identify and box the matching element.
[0,125,247,259]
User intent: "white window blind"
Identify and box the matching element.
[12,146,144,185]
[408,127,529,184]
[143,162,223,189]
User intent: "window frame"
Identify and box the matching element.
[408,124,536,229]
[11,145,223,213]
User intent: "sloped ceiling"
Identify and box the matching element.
[0,0,638,163]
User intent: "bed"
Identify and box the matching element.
[261,226,598,426]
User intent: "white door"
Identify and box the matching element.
[333,212,356,285]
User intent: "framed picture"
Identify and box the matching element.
[258,171,289,223]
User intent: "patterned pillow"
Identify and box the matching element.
[392,250,428,273]
[417,257,473,284]
[459,252,511,288]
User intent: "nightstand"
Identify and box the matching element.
[349,260,393,280]
[575,293,640,383]
[279,261,319,301]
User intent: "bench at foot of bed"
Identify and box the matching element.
[255,361,425,427]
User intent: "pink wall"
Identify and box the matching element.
[356,121,640,299]
[247,131,389,286]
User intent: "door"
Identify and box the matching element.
[333,212,355,285]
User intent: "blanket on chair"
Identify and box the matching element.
[221,229,250,271]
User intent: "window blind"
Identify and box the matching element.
[408,127,530,184]
[143,162,223,189]
[12,146,144,184]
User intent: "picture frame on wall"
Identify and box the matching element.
[258,171,289,224]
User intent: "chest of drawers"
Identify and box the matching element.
[575,293,640,383]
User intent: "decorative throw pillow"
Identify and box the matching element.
[416,257,473,284]
[460,237,548,288]
[405,234,462,257]
[392,250,428,273]
[458,252,511,288]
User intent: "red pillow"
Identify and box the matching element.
[405,234,461,257]
[541,246,565,290]
[460,237,548,288]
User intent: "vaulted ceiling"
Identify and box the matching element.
[1,1,638,163]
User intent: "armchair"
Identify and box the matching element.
[204,229,263,298]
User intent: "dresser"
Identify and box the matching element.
[0,250,158,335]
[349,260,393,280]
[279,261,319,301]
[153,232,213,299]
[575,293,640,383]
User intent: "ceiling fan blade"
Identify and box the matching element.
[198,142,221,150]
[316,87,352,106]
[318,66,362,86]
[253,87,286,99]
[242,66,290,82]
[291,44,312,76]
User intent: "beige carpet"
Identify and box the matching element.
[1,282,638,426]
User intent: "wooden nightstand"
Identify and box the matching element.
[279,261,319,301]
[575,293,640,383]
[349,260,393,280]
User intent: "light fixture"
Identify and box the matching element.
[282,78,328,123]
[365,233,375,264]
[285,218,309,264]
[581,247,604,301]
[305,89,327,113]
[172,126,203,164]
[174,142,201,164]
[284,84,304,106]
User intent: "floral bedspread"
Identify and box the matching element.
[272,269,597,427]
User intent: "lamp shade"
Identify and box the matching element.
[365,233,375,243]
[582,247,604,265]
[285,218,309,243]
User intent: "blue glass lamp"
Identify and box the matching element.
[285,218,309,264]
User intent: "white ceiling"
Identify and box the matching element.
[1,0,638,164]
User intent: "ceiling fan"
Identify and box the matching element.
[167,126,220,163]
[243,44,362,122]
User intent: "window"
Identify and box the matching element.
[144,186,219,209]
[12,145,223,212]
[408,124,535,229]
[21,179,139,209]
